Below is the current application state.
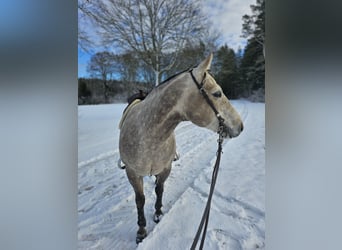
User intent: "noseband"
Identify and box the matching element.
[189,69,226,138]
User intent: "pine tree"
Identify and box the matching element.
[242,0,265,58]
[240,39,264,97]
[213,45,239,99]
[240,0,265,101]
[78,78,92,104]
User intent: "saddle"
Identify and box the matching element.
[118,90,148,129]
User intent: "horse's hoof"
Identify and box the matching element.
[153,213,163,223]
[136,236,144,244]
[136,229,147,244]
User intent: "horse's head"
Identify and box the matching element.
[183,53,243,138]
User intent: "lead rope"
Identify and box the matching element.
[190,125,224,250]
[188,69,226,250]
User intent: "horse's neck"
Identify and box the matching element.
[140,81,185,140]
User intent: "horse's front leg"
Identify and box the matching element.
[126,168,147,243]
[154,166,171,223]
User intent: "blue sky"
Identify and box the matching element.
[78,0,254,78]
[78,48,90,78]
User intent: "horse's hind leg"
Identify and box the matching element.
[125,167,147,243]
[154,166,171,223]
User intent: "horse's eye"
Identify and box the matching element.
[212,91,222,98]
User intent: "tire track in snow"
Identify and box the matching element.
[78,155,139,249]
[137,101,249,248]
[187,101,265,249]
[78,123,223,249]
[139,101,265,249]
[78,149,119,168]
[137,101,250,242]
[78,100,255,249]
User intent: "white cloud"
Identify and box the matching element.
[203,0,255,51]
[78,0,256,76]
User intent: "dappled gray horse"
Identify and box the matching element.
[119,54,243,243]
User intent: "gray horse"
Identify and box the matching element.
[119,54,243,243]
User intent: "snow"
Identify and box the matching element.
[78,100,265,249]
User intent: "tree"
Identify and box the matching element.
[239,38,264,97]
[87,51,116,103]
[111,51,140,84]
[236,46,243,67]
[80,0,211,86]
[164,41,207,79]
[78,0,94,53]
[239,0,265,101]
[78,78,92,104]
[213,45,239,99]
[242,0,265,58]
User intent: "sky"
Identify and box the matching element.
[202,0,254,51]
[78,0,255,78]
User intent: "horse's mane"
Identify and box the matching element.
[126,65,199,105]
[157,67,193,87]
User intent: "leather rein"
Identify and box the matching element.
[189,69,225,250]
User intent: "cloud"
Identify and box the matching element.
[203,0,255,51]
[78,0,255,76]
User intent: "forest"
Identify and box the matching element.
[78,0,264,104]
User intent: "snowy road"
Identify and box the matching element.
[78,100,265,249]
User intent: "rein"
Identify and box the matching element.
[189,69,226,249]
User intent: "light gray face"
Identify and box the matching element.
[201,73,243,138]
[183,70,243,139]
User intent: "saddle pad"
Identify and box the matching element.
[118,99,141,129]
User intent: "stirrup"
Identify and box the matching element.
[117,158,126,169]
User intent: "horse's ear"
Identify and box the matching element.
[194,53,213,75]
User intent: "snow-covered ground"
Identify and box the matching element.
[78,100,265,250]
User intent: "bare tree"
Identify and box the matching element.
[78,0,94,53]
[80,0,210,86]
[87,51,116,103]
[113,52,140,84]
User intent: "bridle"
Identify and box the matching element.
[189,69,226,138]
[189,69,225,250]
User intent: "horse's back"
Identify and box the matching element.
[119,89,177,176]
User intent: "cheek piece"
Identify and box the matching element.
[189,69,227,139]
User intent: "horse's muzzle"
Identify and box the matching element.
[221,122,243,138]
[220,124,231,138]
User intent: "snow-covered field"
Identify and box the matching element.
[78,100,265,250]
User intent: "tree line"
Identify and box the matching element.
[78,0,264,104]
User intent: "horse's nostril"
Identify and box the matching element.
[240,123,244,132]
